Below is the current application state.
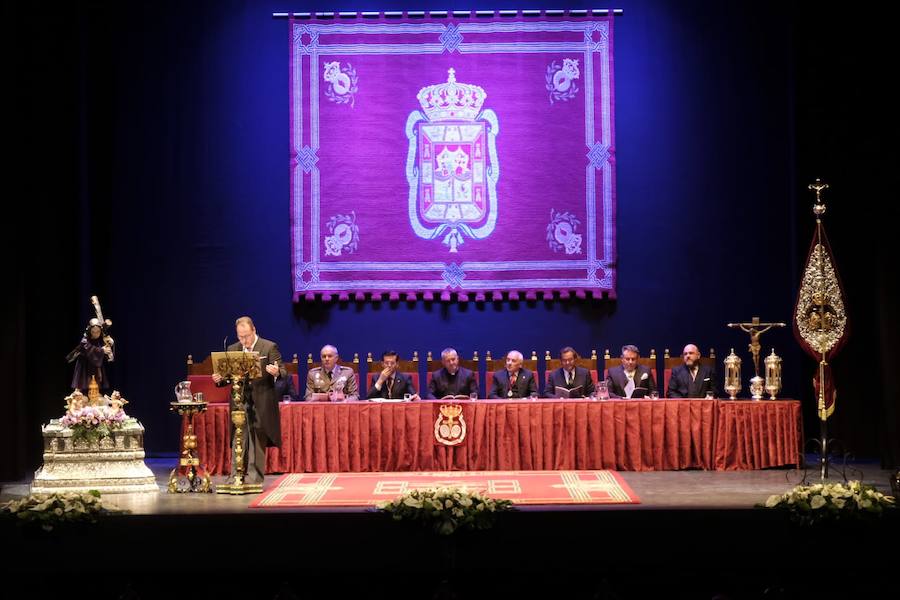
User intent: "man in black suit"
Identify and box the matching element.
[368,350,420,400]
[546,346,595,398]
[275,372,299,403]
[427,348,479,399]
[212,316,285,485]
[607,345,657,398]
[489,350,538,399]
[667,344,718,398]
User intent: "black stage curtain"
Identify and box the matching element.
[5,5,101,481]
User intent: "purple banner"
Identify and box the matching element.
[290,15,616,301]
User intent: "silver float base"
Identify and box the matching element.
[31,419,158,495]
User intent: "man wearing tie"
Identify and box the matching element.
[489,350,537,399]
[667,344,718,398]
[367,351,420,400]
[212,316,285,485]
[546,346,595,398]
[305,344,360,401]
[607,345,657,398]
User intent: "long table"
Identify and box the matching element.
[189,398,802,474]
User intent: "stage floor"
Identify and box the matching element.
[3,459,897,599]
[2,456,894,513]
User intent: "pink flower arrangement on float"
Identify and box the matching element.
[61,405,128,443]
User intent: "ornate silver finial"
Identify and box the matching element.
[808,178,829,217]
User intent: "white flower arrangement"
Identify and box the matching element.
[1,490,128,531]
[377,486,514,535]
[761,480,895,525]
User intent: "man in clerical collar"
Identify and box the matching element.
[305,344,359,401]
[546,346,595,398]
[607,345,656,398]
[427,347,478,399]
[666,343,718,398]
[489,350,537,399]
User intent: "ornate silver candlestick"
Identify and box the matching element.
[723,349,742,400]
[764,349,783,400]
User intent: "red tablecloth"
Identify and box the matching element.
[714,400,804,470]
[189,398,801,474]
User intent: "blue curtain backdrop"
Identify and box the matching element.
[8,1,897,479]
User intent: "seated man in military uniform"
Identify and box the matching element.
[305,344,359,401]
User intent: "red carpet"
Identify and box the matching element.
[249,470,639,508]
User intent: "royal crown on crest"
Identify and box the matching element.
[417,68,486,122]
[439,404,463,419]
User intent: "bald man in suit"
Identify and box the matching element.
[667,344,718,398]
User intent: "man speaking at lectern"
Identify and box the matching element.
[212,316,285,484]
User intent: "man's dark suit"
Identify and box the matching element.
[225,338,284,447]
[274,374,299,402]
[489,368,538,399]
[546,366,595,398]
[667,364,718,398]
[367,372,417,400]
[607,364,657,398]
[223,337,285,483]
[427,367,478,399]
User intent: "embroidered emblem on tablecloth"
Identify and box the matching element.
[434,403,466,446]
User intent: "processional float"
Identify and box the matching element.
[32,296,156,494]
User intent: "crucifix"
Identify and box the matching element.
[726,317,786,376]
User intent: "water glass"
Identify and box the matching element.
[403,393,412,402]
[282,395,291,404]
[469,392,478,401]
[705,391,715,400]
[649,390,659,400]
[529,392,539,401]
[597,382,610,401]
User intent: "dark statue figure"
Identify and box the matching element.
[67,317,115,392]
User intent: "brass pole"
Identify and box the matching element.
[816,212,829,480]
